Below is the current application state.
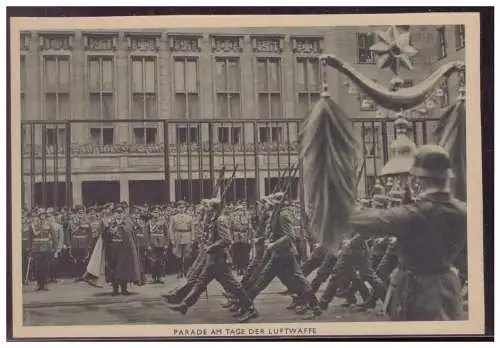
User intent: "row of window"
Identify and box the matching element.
[19,55,322,122]
[437,25,466,60]
[33,125,285,147]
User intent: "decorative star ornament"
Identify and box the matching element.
[370,26,418,75]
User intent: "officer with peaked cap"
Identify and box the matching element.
[169,200,194,278]
[28,207,64,291]
[349,145,466,321]
[147,205,169,284]
[69,204,93,279]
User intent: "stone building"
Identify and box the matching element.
[19,25,465,208]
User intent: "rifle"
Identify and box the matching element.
[24,254,32,284]
[271,166,291,194]
[256,163,299,245]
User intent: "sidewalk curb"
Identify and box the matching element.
[23,290,291,309]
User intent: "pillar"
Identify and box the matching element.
[120,177,129,203]
[72,177,82,206]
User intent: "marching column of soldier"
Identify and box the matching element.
[22,145,468,322]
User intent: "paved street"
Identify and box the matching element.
[23,275,388,326]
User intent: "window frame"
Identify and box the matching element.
[437,26,447,60]
[86,53,117,146]
[41,53,71,122]
[217,126,242,145]
[258,126,282,144]
[294,56,322,117]
[356,32,376,65]
[172,54,200,120]
[455,25,465,51]
[213,56,242,120]
[133,127,158,145]
[254,56,283,119]
[176,125,199,145]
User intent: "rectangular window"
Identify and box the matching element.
[131,56,157,118]
[88,56,114,120]
[133,127,157,145]
[402,79,414,88]
[455,25,465,50]
[215,58,241,119]
[437,27,447,60]
[174,57,199,119]
[296,58,321,117]
[90,127,114,145]
[43,56,70,120]
[357,33,375,64]
[217,126,242,144]
[176,127,199,144]
[46,128,66,147]
[257,58,282,119]
[259,126,282,143]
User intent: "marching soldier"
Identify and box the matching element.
[168,198,257,322]
[169,201,194,278]
[69,205,93,279]
[147,205,169,284]
[244,193,321,321]
[103,205,143,296]
[28,208,64,291]
[349,145,466,321]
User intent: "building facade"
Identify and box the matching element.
[19,25,466,208]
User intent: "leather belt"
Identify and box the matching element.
[111,239,123,242]
[33,238,50,242]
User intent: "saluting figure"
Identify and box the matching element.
[28,208,64,291]
[349,145,466,321]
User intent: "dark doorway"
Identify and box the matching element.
[174,179,213,204]
[82,181,120,206]
[129,180,168,206]
[34,182,73,209]
[264,177,299,199]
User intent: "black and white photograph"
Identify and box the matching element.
[9,12,485,338]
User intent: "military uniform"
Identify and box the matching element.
[132,208,149,276]
[169,202,195,277]
[230,208,251,275]
[147,206,169,283]
[169,199,257,322]
[28,209,64,291]
[350,145,466,321]
[103,206,143,295]
[246,195,321,319]
[69,206,93,278]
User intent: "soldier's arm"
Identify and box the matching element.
[206,219,231,252]
[267,211,294,250]
[168,217,174,241]
[350,205,418,239]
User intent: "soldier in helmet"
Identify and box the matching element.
[28,208,64,291]
[349,145,466,321]
[69,205,93,279]
[147,205,169,284]
[168,198,257,322]
[243,193,322,321]
[169,201,194,278]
